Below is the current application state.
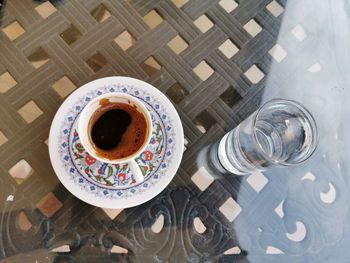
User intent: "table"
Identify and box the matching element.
[1,0,349,262]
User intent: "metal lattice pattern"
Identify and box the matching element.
[0,0,285,262]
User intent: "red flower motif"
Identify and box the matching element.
[85,155,96,165]
[144,151,153,161]
[123,164,128,169]
[118,173,126,181]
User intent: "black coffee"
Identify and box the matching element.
[91,109,131,150]
[88,99,147,160]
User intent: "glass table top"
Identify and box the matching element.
[0,0,349,262]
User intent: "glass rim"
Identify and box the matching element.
[252,98,319,165]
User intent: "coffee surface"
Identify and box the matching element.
[89,99,147,159]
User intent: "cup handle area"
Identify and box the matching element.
[128,159,144,184]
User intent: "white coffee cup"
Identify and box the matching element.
[78,92,152,184]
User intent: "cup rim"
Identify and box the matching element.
[78,92,153,164]
[252,98,318,165]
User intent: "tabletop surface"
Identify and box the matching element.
[1,0,349,262]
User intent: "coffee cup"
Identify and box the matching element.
[78,92,152,184]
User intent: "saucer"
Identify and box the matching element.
[49,77,184,208]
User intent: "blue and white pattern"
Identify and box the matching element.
[57,84,177,199]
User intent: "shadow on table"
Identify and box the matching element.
[93,142,249,263]
[0,141,248,263]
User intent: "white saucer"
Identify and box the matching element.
[49,77,184,208]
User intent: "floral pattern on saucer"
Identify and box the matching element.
[57,84,177,199]
[69,114,164,189]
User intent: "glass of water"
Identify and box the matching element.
[218,99,318,175]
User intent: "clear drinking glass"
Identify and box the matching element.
[218,99,318,175]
